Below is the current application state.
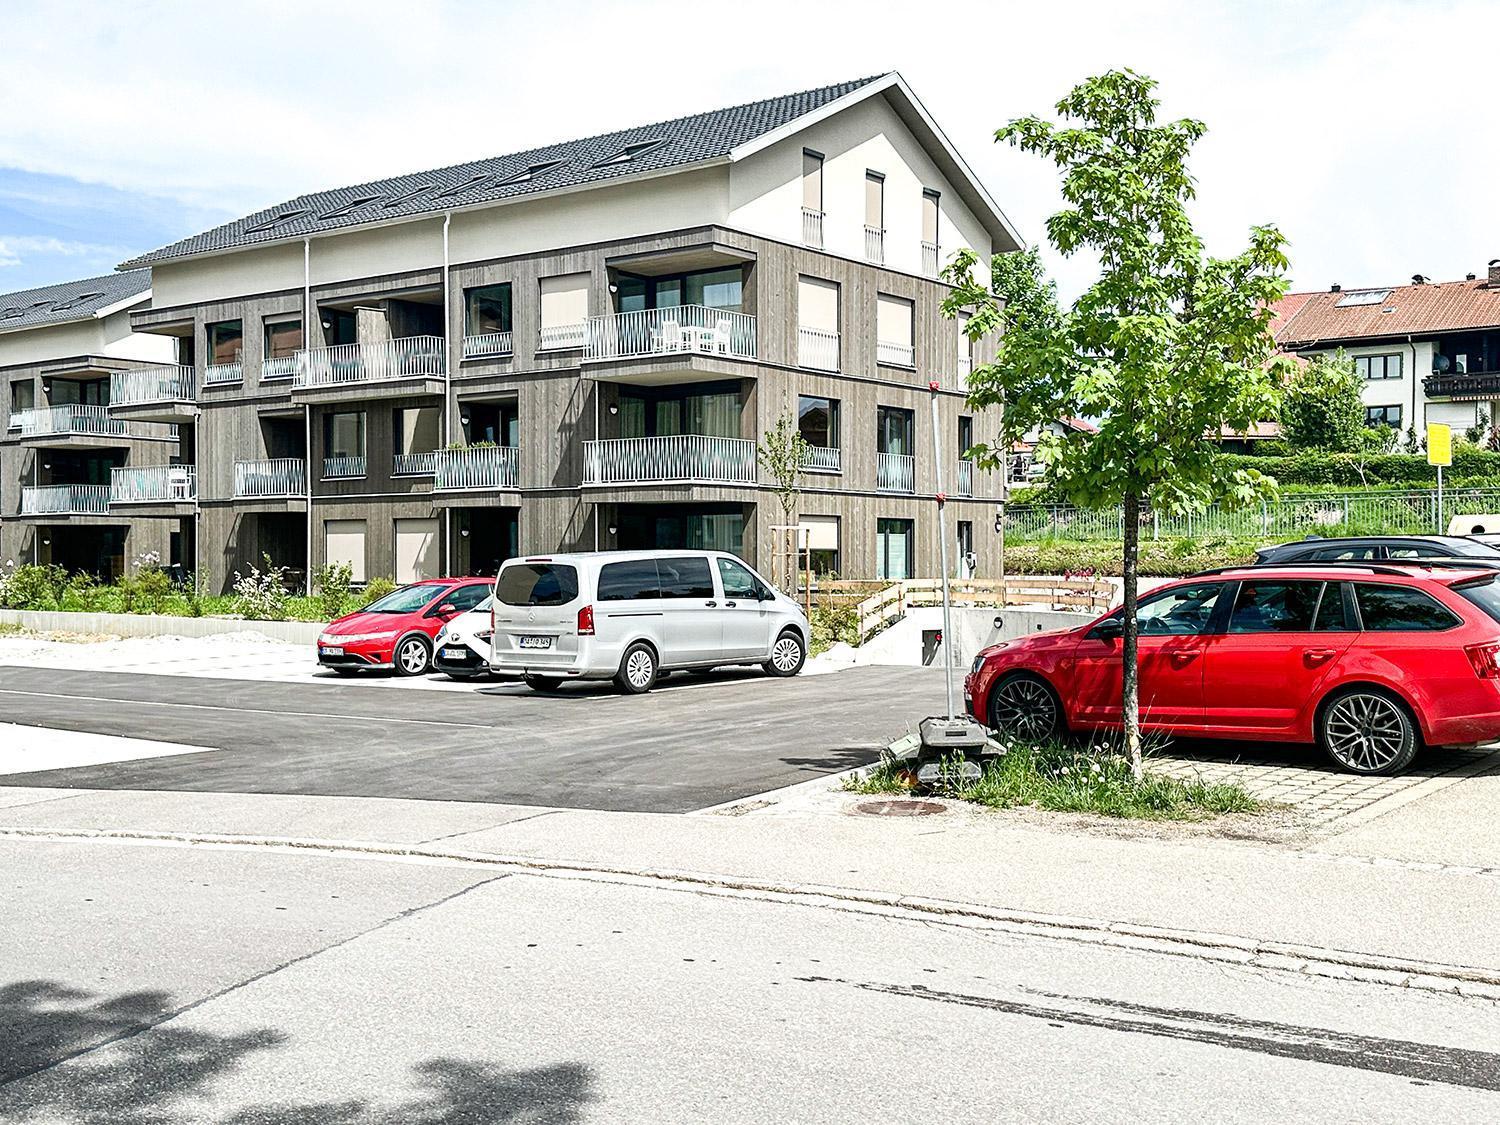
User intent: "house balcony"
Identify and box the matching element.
[583,306,757,384]
[260,355,300,382]
[1423,373,1500,401]
[797,326,840,372]
[392,451,437,477]
[876,451,915,493]
[801,445,841,474]
[292,335,446,402]
[922,241,940,278]
[462,331,513,361]
[877,341,915,368]
[234,458,307,500]
[954,460,974,497]
[538,323,587,352]
[434,445,519,491]
[20,484,111,517]
[110,465,197,506]
[864,225,885,265]
[108,365,197,422]
[11,404,136,447]
[583,435,756,487]
[204,360,243,386]
[802,207,825,249]
[322,456,366,480]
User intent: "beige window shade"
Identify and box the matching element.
[922,190,940,242]
[865,172,884,228]
[540,272,590,328]
[802,151,823,210]
[395,518,439,584]
[877,295,914,345]
[800,515,839,551]
[325,519,367,584]
[798,277,839,332]
[397,406,440,455]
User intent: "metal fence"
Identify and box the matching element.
[1004,488,1500,542]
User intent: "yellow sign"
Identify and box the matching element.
[1428,423,1452,467]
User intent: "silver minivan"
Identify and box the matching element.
[489,550,810,693]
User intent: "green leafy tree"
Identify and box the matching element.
[757,413,812,591]
[943,70,1288,776]
[1279,351,1365,451]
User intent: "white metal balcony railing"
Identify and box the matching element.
[801,445,841,473]
[392,451,437,476]
[260,354,301,381]
[299,335,445,387]
[877,340,915,367]
[586,306,756,362]
[323,455,366,479]
[797,326,840,372]
[110,365,195,407]
[922,240,940,278]
[233,458,307,499]
[463,331,513,360]
[204,360,243,385]
[864,225,885,264]
[21,483,110,516]
[955,460,974,497]
[584,435,756,486]
[876,451,916,493]
[538,323,587,351]
[957,353,973,380]
[801,207,825,249]
[434,445,519,490]
[13,404,128,438]
[110,465,197,504]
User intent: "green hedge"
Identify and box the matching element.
[1004,537,1259,577]
[1220,446,1500,487]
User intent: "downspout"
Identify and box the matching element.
[304,237,314,592]
[442,212,453,574]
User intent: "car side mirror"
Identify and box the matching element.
[436,603,458,617]
[1091,618,1123,641]
[757,586,773,601]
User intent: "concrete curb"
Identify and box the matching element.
[0,608,323,644]
[4,824,1497,1001]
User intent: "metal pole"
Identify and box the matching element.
[1437,464,1444,534]
[303,239,313,594]
[929,381,955,721]
[442,213,454,574]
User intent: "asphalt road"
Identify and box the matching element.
[0,664,935,812]
[3,837,1497,1123]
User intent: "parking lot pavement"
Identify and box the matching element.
[0,663,932,813]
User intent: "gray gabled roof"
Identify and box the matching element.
[0,269,151,333]
[120,76,888,270]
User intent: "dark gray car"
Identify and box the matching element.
[1254,535,1500,564]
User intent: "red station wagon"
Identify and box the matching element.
[965,563,1500,774]
[317,578,493,676]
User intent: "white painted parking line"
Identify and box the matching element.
[0,724,217,774]
[0,689,495,730]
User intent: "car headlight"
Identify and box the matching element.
[970,654,987,676]
[323,630,396,644]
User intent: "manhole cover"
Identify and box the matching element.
[853,799,947,817]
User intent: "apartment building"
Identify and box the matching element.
[108,73,1020,591]
[0,271,188,578]
[1273,263,1500,438]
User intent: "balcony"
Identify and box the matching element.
[12,404,129,440]
[585,306,756,363]
[583,435,756,486]
[110,365,195,410]
[463,331,513,360]
[323,455,366,479]
[801,445,841,474]
[234,458,307,499]
[797,326,840,372]
[922,240,940,277]
[298,335,445,389]
[876,451,915,493]
[1424,373,1500,401]
[110,465,197,504]
[392,451,437,477]
[802,207,824,249]
[954,460,974,497]
[260,355,300,381]
[877,340,915,368]
[204,360,243,385]
[434,445,519,490]
[864,225,885,265]
[538,323,587,352]
[21,484,110,516]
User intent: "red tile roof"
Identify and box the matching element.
[1274,277,1500,347]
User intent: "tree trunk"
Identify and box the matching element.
[1121,490,1143,780]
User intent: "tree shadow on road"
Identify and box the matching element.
[0,979,593,1124]
[780,747,882,772]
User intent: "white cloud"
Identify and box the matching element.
[0,235,128,269]
[1,0,1494,297]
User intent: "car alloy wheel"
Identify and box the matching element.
[394,637,430,677]
[1322,691,1415,774]
[990,674,1060,740]
[766,632,805,677]
[625,649,654,688]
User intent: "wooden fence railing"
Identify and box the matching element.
[810,577,1116,643]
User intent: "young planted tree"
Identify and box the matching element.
[943,70,1288,777]
[757,413,812,591]
[1279,351,1365,451]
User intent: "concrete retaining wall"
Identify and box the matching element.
[821,605,1093,670]
[0,608,324,644]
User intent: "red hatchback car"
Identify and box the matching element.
[965,563,1500,774]
[317,578,493,676]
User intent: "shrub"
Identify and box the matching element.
[232,555,290,621]
[315,561,355,619]
[360,576,397,607]
[120,552,172,615]
[0,563,68,610]
[68,572,110,612]
[809,597,860,655]
[1279,351,1366,452]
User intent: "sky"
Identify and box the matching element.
[0,0,1494,300]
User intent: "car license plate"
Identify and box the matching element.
[441,647,468,660]
[321,646,344,657]
[519,635,552,650]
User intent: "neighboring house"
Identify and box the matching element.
[0,272,185,579]
[1004,417,1097,487]
[92,73,1021,590]
[1272,263,1500,438]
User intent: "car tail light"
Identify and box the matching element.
[1465,641,1500,678]
[577,604,595,636]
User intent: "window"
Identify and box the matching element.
[1307,545,1376,561]
[877,406,915,455]
[264,319,303,360]
[957,520,974,573]
[876,294,915,366]
[798,395,839,449]
[592,138,666,167]
[496,563,578,607]
[1335,290,1391,307]
[1355,354,1402,381]
[1354,584,1461,631]
[958,416,974,458]
[1366,405,1402,428]
[864,171,884,230]
[9,379,33,421]
[324,411,365,458]
[922,190,940,243]
[465,283,512,336]
[797,276,839,333]
[619,383,741,439]
[717,557,761,599]
[1228,581,1322,633]
[324,519,367,584]
[51,378,105,406]
[439,584,491,613]
[802,150,823,212]
[1134,582,1225,636]
[1313,582,1357,631]
[615,268,743,314]
[539,273,589,348]
[877,518,914,580]
[657,557,714,599]
[1455,577,1500,624]
[207,320,242,366]
[598,559,661,601]
[801,515,840,576]
[364,582,451,613]
[394,407,440,456]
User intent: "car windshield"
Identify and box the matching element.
[1455,577,1500,624]
[363,583,449,613]
[496,563,579,607]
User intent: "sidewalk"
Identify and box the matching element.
[2,780,1496,986]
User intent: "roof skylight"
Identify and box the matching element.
[1335,289,1391,307]
[495,160,565,186]
[243,208,310,234]
[591,139,666,168]
[318,195,384,220]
